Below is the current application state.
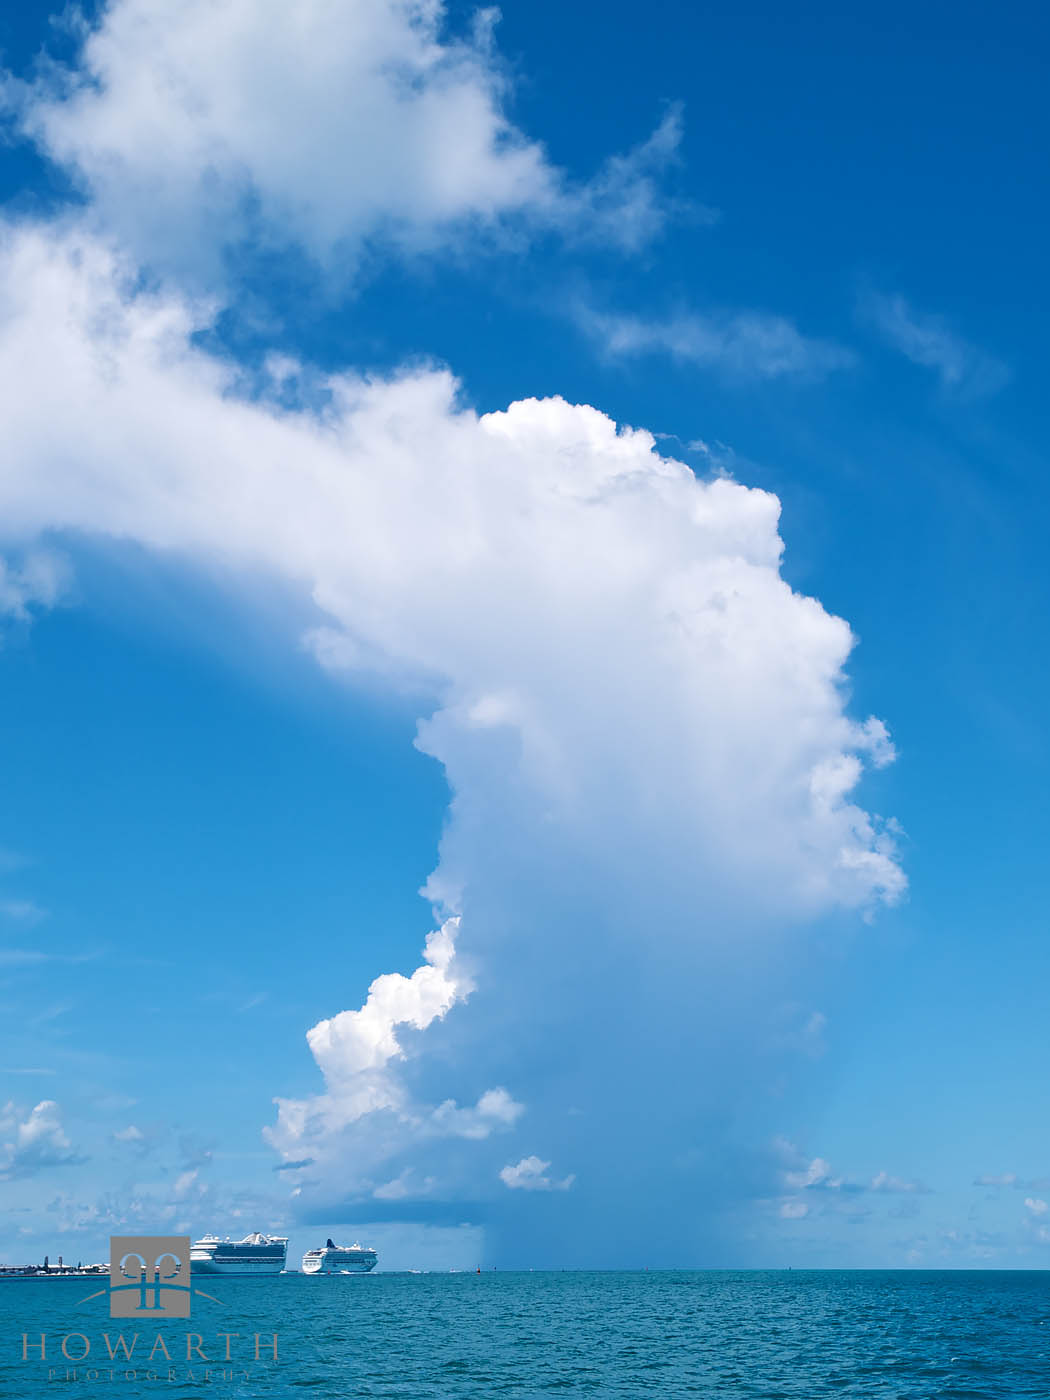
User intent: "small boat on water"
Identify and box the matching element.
[301,1238,378,1274]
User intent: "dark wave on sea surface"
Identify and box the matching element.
[2,1270,1050,1397]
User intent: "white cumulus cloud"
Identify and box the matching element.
[870,1171,928,1194]
[0,224,903,923]
[784,1156,842,1191]
[0,1100,83,1179]
[267,918,523,1189]
[10,0,681,284]
[306,919,469,1084]
[499,1155,574,1192]
[779,1199,809,1220]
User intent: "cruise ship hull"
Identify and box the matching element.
[302,1246,377,1275]
[190,1233,288,1276]
[190,1254,286,1275]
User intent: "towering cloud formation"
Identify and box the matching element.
[0,224,903,1254]
[0,228,901,913]
[0,0,904,1262]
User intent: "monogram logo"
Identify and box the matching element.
[107,1237,192,1318]
[75,1237,221,1317]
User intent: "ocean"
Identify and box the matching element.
[2,1269,1049,1397]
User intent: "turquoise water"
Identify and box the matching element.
[2,1270,1050,1397]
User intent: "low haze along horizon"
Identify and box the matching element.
[1,0,1049,1283]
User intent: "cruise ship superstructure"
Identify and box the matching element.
[301,1238,378,1274]
[190,1232,288,1275]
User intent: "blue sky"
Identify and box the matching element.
[0,0,1047,1269]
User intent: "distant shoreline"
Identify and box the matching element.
[0,1267,107,1280]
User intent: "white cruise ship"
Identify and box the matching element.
[190,1232,288,1275]
[301,1238,378,1275]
